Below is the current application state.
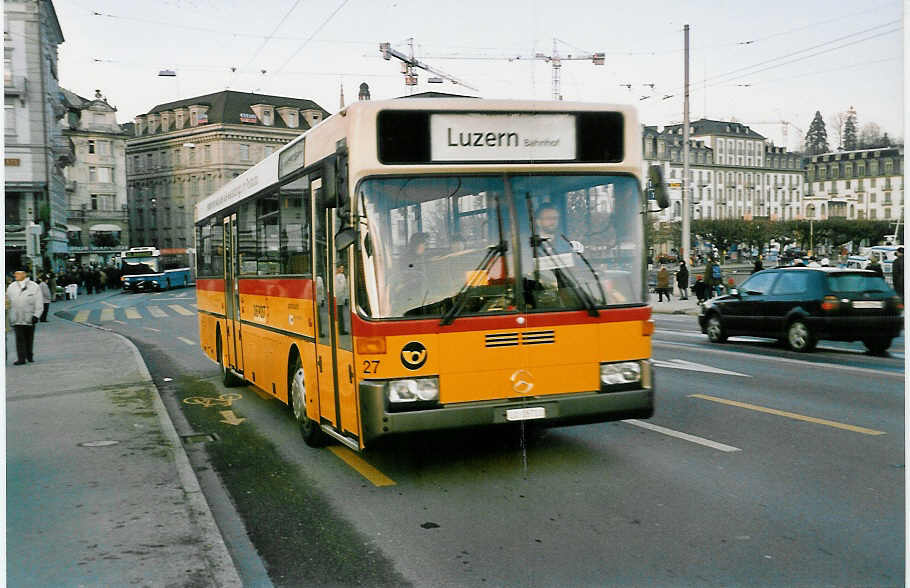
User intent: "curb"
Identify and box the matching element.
[70,320,243,587]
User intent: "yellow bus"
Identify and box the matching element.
[195,98,668,450]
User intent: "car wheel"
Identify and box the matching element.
[863,338,891,355]
[786,320,816,352]
[217,330,244,387]
[706,314,727,343]
[289,354,325,447]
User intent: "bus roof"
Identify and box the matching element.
[195,98,642,224]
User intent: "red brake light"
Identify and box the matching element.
[821,295,839,312]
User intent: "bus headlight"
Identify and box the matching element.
[387,377,439,404]
[600,361,641,388]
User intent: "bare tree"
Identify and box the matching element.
[826,111,846,151]
[858,122,883,148]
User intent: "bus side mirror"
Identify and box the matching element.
[648,165,670,210]
[335,227,357,251]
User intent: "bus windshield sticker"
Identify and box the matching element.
[429,113,576,161]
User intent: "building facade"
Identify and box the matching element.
[4,0,70,272]
[60,88,130,265]
[126,90,329,254]
[804,147,903,221]
[644,119,805,224]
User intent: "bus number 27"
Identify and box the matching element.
[362,360,380,374]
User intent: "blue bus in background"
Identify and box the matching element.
[120,247,192,292]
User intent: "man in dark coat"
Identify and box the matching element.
[676,261,689,300]
[892,247,903,297]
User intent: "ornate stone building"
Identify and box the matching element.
[644,119,805,223]
[126,90,328,254]
[4,0,70,272]
[804,147,903,221]
[61,88,130,265]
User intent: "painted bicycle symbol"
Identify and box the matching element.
[183,393,242,408]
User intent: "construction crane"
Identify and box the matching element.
[507,38,605,101]
[416,38,604,101]
[380,39,478,92]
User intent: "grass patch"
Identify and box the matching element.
[175,376,410,587]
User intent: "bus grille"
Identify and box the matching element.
[485,333,519,347]
[485,330,556,347]
[521,330,556,345]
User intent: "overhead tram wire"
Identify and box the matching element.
[657,21,901,100]
[229,0,305,89]
[272,0,350,76]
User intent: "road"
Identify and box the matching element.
[60,290,905,586]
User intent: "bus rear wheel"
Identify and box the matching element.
[216,331,244,387]
[289,354,325,447]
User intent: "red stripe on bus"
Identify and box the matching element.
[196,278,225,292]
[237,277,315,299]
[351,306,652,336]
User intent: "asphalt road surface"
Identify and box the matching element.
[60,290,906,586]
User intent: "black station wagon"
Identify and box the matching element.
[698,267,904,354]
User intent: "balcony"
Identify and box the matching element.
[4,74,27,97]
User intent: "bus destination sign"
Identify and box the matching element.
[429,113,576,161]
[278,137,306,178]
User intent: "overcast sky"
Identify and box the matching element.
[53,0,904,150]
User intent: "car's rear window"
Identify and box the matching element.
[827,273,891,294]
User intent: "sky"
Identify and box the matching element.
[52,0,905,151]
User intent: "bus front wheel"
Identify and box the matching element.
[289,354,325,447]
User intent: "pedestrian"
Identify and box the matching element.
[892,247,903,296]
[6,269,43,365]
[865,257,884,278]
[692,274,708,303]
[37,274,52,322]
[752,256,763,274]
[47,271,57,302]
[676,260,689,300]
[655,264,671,302]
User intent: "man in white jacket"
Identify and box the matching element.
[7,270,43,365]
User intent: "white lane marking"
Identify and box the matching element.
[143,327,161,332]
[657,328,906,357]
[652,341,904,379]
[652,358,751,378]
[623,419,742,453]
[101,300,120,308]
[124,307,141,319]
[168,304,194,316]
[177,336,196,345]
[147,306,166,318]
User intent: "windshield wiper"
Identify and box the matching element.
[524,193,598,316]
[440,195,508,326]
[561,233,606,306]
[536,237,599,316]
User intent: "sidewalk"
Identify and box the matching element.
[6,293,242,587]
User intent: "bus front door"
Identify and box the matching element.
[312,176,359,446]
[223,215,243,374]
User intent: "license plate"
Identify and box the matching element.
[852,300,884,309]
[506,407,546,421]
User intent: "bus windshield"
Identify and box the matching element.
[358,174,643,319]
[122,257,161,276]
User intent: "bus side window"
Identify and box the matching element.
[280,175,311,275]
